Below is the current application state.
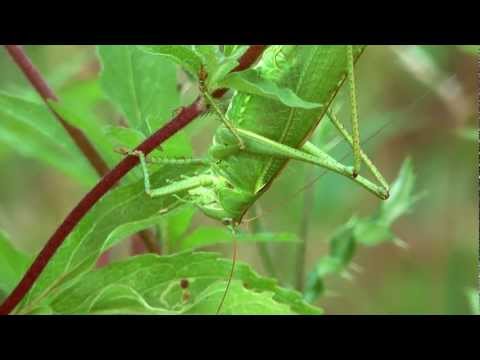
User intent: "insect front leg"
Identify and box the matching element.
[115,146,210,167]
[202,92,246,150]
[198,66,245,150]
[131,150,216,198]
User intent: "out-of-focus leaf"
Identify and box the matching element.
[0,229,30,295]
[46,252,321,315]
[6,50,95,101]
[0,92,97,186]
[15,164,200,314]
[354,220,395,247]
[466,289,479,315]
[48,98,118,167]
[329,220,357,264]
[55,79,120,166]
[305,158,420,303]
[218,69,323,109]
[98,46,180,135]
[456,45,478,55]
[455,127,477,142]
[179,227,300,251]
[377,157,419,226]
[138,45,203,79]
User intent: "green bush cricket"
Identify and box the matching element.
[125,45,391,313]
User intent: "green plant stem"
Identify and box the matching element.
[295,168,315,291]
[250,205,277,278]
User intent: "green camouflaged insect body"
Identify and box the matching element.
[208,45,366,222]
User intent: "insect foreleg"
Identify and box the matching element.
[201,91,245,150]
[115,147,210,167]
[132,150,216,198]
[143,155,209,167]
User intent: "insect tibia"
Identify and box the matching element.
[146,155,209,167]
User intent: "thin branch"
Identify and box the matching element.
[0,99,205,315]
[4,45,110,176]
[4,45,156,265]
[0,45,266,315]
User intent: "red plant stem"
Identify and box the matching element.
[0,99,204,315]
[4,45,161,265]
[4,45,110,176]
[0,45,266,315]
[211,45,265,98]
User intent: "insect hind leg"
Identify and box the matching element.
[325,111,390,192]
[347,45,362,178]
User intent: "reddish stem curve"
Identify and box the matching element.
[0,45,266,315]
[4,45,110,176]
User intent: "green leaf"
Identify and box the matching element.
[8,50,95,101]
[81,285,173,315]
[15,164,200,314]
[0,92,98,186]
[193,45,248,91]
[47,252,321,315]
[184,281,295,315]
[98,46,180,135]
[161,205,197,252]
[304,158,420,303]
[179,227,300,251]
[218,69,323,109]
[455,127,477,142]
[192,45,222,73]
[103,126,146,149]
[353,219,395,246]
[0,229,30,295]
[304,273,325,304]
[377,157,419,226]
[329,220,357,265]
[223,45,249,58]
[138,45,203,79]
[48,98,118,167]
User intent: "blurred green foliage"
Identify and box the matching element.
[0,45,477,314]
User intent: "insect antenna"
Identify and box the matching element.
[216,225,238,315]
